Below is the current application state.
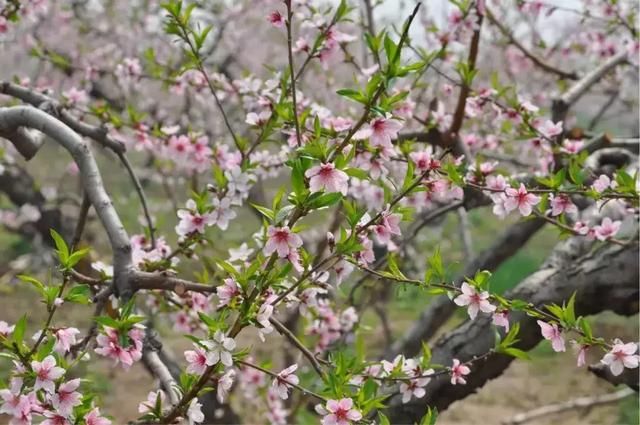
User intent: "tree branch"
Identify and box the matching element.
[385,231,639,423]
[502,388,634,425]
[485,6,578,80]
[386,217,545,358]
[0,105,134,298]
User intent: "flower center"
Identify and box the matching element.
[274,230,289,242]
[335,408,349,421]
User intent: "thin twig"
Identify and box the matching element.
[286,0,302,147]
[118,152,156,248]
[270,317,326,376]
[485,6,578,80]
[237,360,327,401]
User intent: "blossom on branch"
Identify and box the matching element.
[453,283,496,320]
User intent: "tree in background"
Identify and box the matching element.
[0,0,638,424]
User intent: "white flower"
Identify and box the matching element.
[187,398,205,424]
[203,331,236,367]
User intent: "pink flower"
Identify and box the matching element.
[202,331,236,367]
[42,410,71,425]
[53,327,80,354]
[94,326,144,369]
[575,344,589,367]
[272,364,299,400]
[593,217,621,241]
[84,407,111,425]
[409,149,439,172]
[175,200,215,237]
[601,340,639,376]
[573,221,590,236]
[245,110,271,126]
[560,139,584,154]
[305,163,349,195]
[257,303,274,341]
[537,119,563,139]
[217,369,236,403]
[537,320,565,352]
[333,259,354,285]
[399,376,431,403]
[354,235,375,266]
[450,359,471,385]
[217,278,242,307]
[184,345,210,375]
[0,320,14,337]
[453,283,496,320]
[62,87,89,105]
[373,209,402,244]
[591,174,613,193]
[356,117,402,150]
[32,355,65,393]
[504,184,540,216]
[264,226,303,258]
[210,197,237,230]
[7,393,37,424]
[267,11,285,28]
[492,310,510,332]
[50,379,82,416]
[549,194,577,216]
[0,377,23,416]
[315,398,362,425]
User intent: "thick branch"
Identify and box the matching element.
[0,126,44,160]
[588,362,640,391]
[133,271,216,294]
[552,51,628,122]
[385,234,639,423]
[386,218,545,358]
[0,106,133,298]
[503,388,634,425]
[486,6,578,80]
[0,81,126,153]
[447,5,483,152]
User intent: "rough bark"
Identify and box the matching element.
[0,106,134,298]
[385,235,639,424]
[386,218,545,358]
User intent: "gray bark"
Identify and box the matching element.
[385,234,639,424]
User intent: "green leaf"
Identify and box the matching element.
[336,89,367,104]
[65,285,91,304]
[344,168,369,180]
[36,336,56,361]
[95,316,120,329]
[419,406,438,425]
[67,248,90,269]
[568,159,585,185]
[307,192,343,209]
[378,412,391,425]
[564,292,577,325]
[50,229,69,267]
[383,35,398,66]
[421,341,432,365]
[12,315,27,345]
[275,205,296,224]
[251,204,275,221]
[17,275,45,293]
[503,347,531,360]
